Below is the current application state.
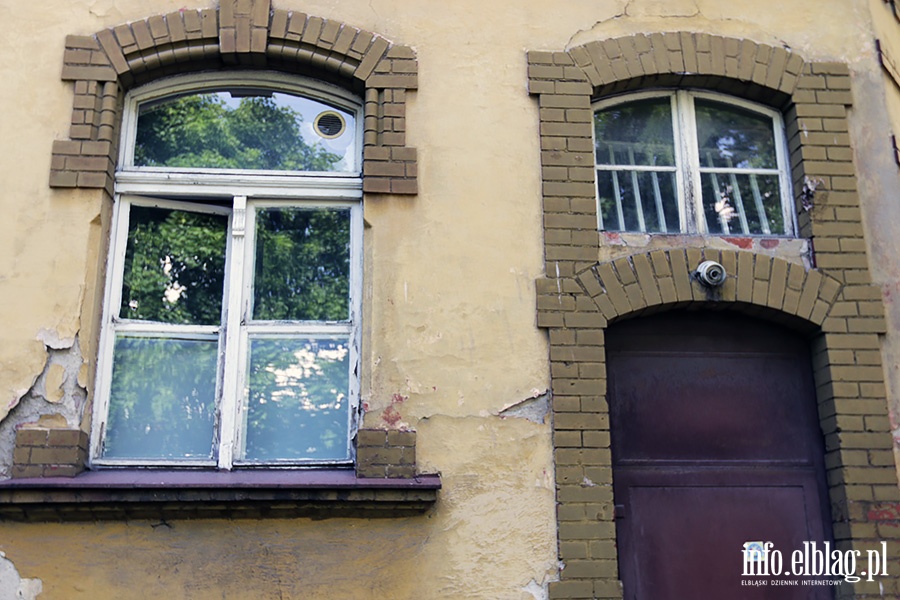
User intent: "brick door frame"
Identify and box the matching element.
[528,33,900,599]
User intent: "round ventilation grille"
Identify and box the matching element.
[314,111,346,139]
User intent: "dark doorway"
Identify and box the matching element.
[607,312,833,599]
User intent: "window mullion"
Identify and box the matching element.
[217,195,248,470]
[678,91,705,233]
[670,93,688,232]
[772,112,796,236]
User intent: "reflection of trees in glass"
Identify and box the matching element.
[105,336,217,460]
[701,174,784,235]
[695,100,776,169]
[244,338,350,461]
[594,99,675,166]
[598,171,679,233]
[253,208,350,321]
[135,94,340,171]
[595,99,677,232]
[120,207,227,325]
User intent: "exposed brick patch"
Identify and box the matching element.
[355,429,417,479]
[12,415,87,479]
[530,32,898,599]
[51,0,418,195]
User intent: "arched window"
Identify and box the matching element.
[593,91,794,236]
[92,72,362,469]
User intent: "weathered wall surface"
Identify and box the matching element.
[864,0,900,468]
[0,0,898,598]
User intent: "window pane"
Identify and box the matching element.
[594,98,676,167]
[103,336,217,460]
[700,173,785,235]
[120,206,227,325]
[695,99,778,169]
[253,207,350,321]
[243,337,350,462]
[598,170,679,233]
[135,91,356,172]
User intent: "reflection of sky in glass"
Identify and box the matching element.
[219,91,357,171]
[260,342,347,410]
[244,337,350,461]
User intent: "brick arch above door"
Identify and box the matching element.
[537,249,851,331]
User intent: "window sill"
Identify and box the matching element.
[599,231,809,258]
[0,469,440,521]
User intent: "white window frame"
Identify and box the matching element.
[592,90,796,236]
[91,72,363,469]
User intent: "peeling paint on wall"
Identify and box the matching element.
[0,335,86,480]
[499,390,551,424]
[0,552,41,600]
[522,577,550,600]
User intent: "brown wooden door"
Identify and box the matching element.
[607,312,833,599]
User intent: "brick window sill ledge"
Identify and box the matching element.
[0,469,441,521]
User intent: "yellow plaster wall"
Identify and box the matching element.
[861,0,900,464]
[1,0,899,598]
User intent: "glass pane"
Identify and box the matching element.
[244,337,351,462]
[701,173,785,235]
[103,336,218,460]
[598,170,679,233]
[120,205,227,325]
[695,99,778,169]
[135,90,356,172]
[594,98,676,167]
[253,207,350,321]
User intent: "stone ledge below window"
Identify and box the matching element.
[0,469,441,521]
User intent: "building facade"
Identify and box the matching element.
[1,0,900,598]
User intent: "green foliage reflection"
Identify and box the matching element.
[105,336,217,460]
[695,99,777,169]
[120,206,227,325]
[135,93,341,171]
[253,208,350,321]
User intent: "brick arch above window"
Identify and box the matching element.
[564,34,802,103]
[528,32,863,276]
[50,0,417,195]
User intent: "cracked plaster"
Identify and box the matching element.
[1,0,899,596]
[0,552,41,600]
[499,390,551,425]
[0,338,86,480]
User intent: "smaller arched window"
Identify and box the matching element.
[593,91,794,236]
[93,73,362,470]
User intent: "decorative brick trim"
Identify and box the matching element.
[537,250,847,328]
[529,33,804,108]
[11,416,87,479]
[355,429,417,479]
[51,0,418,195]
[530,33,899,600]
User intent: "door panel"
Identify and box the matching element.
[608,313,833,599]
